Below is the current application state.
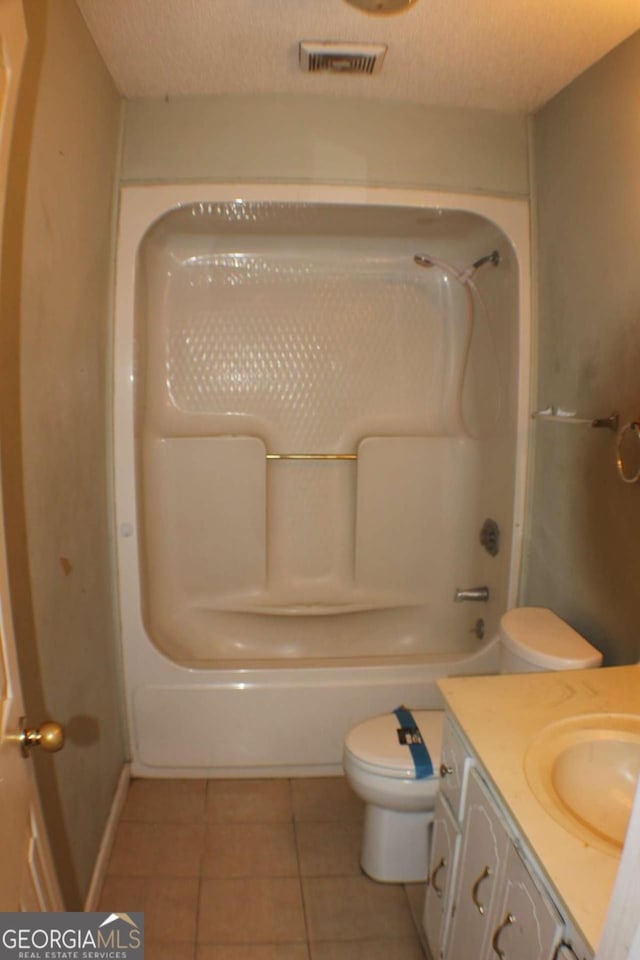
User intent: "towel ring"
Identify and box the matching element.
[616,421,640,484]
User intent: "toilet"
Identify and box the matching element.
[343,606,603,883]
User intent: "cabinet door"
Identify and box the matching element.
[488,844,563,960]
[424,793,460,959]
[446,769,511,960]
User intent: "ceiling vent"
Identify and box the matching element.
[299,41,387,75]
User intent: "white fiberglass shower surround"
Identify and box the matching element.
[114,185,530,777]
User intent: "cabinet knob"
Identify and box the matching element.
[439,763,454,778]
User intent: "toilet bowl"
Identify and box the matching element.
[345,710,444,883]
[343,606,603,883]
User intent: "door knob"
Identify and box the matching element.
[20,717,65,757]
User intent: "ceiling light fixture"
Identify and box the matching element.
[343,0,419,15]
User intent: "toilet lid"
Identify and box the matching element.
[344,710,444,780]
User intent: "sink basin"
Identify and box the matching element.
[524,713,640,857]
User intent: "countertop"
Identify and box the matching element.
[438,664,640,953]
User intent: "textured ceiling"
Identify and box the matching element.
[76,0,640,112]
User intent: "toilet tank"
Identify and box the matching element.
[499,607,603,673]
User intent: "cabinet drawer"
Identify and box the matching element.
[440,716,473,821]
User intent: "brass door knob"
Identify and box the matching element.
[20,717,65,757]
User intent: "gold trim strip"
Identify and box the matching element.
[266,453,357,461]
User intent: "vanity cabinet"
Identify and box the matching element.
[424,716,591,960]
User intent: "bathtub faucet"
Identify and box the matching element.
[454,586,490,603]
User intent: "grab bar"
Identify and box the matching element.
[266,453,357,461]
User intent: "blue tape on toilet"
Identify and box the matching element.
[393,706,434,779]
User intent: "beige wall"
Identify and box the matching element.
[523,31,640,664]
[2,0,124,905]
[123,94,529,196]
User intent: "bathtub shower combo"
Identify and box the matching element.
[114,187,530,776]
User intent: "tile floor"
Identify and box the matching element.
[99,776,430,960]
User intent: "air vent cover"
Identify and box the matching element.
[299,41,387,75]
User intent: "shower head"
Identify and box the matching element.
[472,250,500,271]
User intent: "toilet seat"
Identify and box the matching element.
[344,709,444,780]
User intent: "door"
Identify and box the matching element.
[446,768,510,960]
[0,0,63,912]
[488,844,563,960]
[424,792,460,959]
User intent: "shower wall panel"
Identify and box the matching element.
[133,203,517,666]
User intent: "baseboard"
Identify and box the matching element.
[84,763,131,911]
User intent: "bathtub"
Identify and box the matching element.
[113,184,530,777]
